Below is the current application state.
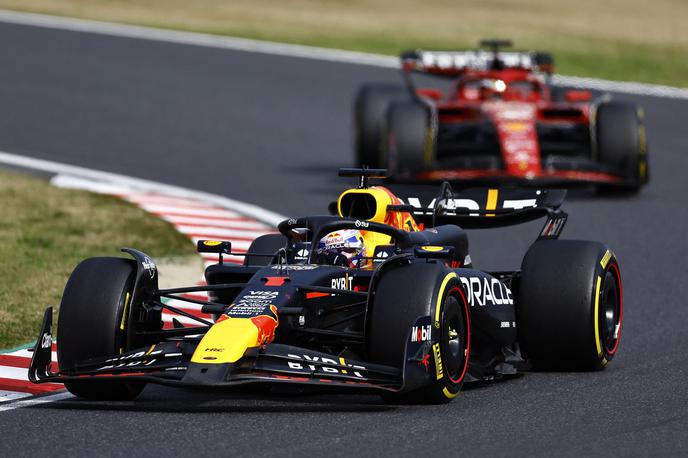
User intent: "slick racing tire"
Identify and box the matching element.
[368,261,470,404]
[595,102,648,193]
[57,257,146,400]
[353,83,407,168]
[243,234,287,266]
[517,240,622,371]
[386,101,433,178]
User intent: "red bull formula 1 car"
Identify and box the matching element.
[29,169,623,403]
[354,40,649,193]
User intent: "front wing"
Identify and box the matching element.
[29,308,433,394]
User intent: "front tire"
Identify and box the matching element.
[386,101,433,177]
[353,83,407,168]
[368,261,470,403]
[517,240,622,370]
[595,102,648,193]
[57,257,146,400]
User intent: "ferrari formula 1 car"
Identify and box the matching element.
[29,169,623,403]
[354,39,649,193]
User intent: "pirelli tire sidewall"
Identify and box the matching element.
[367,260,470,403]
[517,240,623,371]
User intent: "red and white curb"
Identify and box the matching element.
[0,151,285,407]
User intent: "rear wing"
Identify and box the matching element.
[401,50,553,76]
[388,183,567,239]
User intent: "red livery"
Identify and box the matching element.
[354,40,649,192]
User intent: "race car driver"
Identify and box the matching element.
[316,229,367,268]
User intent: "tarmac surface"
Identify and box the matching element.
[1,20,687,456]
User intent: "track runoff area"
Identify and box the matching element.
[0,8,686,409]
[0,151,283,408]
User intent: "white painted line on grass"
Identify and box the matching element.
[0,9,686,99]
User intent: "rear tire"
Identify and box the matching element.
[244,234,286,266]
[386,101,433,177]
[57,257,146,400]
[368,261,470,403]
[353,83,407,168]
[595,102,648,193]
[517,240,622,371]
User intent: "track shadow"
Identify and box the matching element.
[28,387,397,414]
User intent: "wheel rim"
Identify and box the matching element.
[599,267,621,354]
[441,290,469,383]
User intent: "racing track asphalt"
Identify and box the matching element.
[1,20,687,456]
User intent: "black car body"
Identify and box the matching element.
[30,169,623,403]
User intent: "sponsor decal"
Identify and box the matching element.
[540,215,566,238]
[287,354,366,378]
[142,256,156,279]
[203,240,222,246]
[411,324,432,343]
[404,195,537,217]
[331,275,353,290]
[600,250,612,269]
[502,121,529,133]
[97,349,163,371]
[432,343,443,380]
[375,251,389,261]
[271,264,318,271]
[491,103,536,121]
[463,254,472,266]
[419,353,431,372]
[500,321,511,328]
[40,332,52,349]
[460,276,513,306]
[295,248,309,260]
[228,290,279,317]
[354,220,369,228]
[420,246,443,252]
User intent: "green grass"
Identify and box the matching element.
[0,0,686,86]
[0,169,196,348]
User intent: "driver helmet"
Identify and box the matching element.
[317,229,367,268]
[479,78,506,100]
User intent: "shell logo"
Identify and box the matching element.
[503,122,529,133]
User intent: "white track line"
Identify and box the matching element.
[0,392,73,412]
[0,9,686,99]
[136,204,241,219]
[5,349,58,361]
[160,215,270,230]
[175,225,273,239]
[0,391,33,402]
[1,152,286,226]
